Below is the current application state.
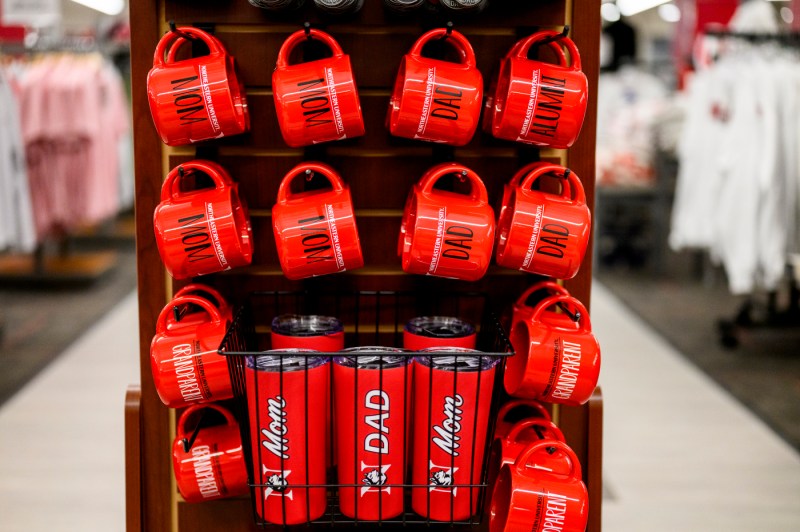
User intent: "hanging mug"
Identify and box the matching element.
[506,295,600,406]
[272,162,363,280]
[172,404,248,503]
[401,163,495,281]
[150,294,233,408]
[490,440,589,532]
[494,399,551,441]
[387,28,483,146]
[273,28,364,147]
[510,281,572,329]
[147,27,249,146]
[495,164,590,280]
[487,417,567,489]
[496,162,569,234]
[173,283,234,325]
[153,160,253,280]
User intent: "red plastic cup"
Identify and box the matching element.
[334,347,412,520]
[273,28,364,147]
[506,295,600,406]
[272,162,363,280]
[153,160,253,280]
[172,404,249,503]
[495,164,590,280]
[492,30,588,149]
[270,314,345,351]
[403,316,476,351]
[150,295,232,408]
[246,350,329,525]
[147,27,249,146]
[387,28,483,146]
[490,441,588,532]
[493,399,551,441]
[401,163,495,281]
[411,347,500,522]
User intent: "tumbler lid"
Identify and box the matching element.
[335,346,410,369]
[416,347,500,371]
[246,348,328,371]
[271,314,343,337]
[404,316,475,338]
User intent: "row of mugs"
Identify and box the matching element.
[147,26,587,148]
[248,0,488,14]
[153,160,591,282]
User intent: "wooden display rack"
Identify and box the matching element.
[126,1,602,530]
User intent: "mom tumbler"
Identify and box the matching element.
[246,350,329,525]
[334,347,411,520]
[411,348,500,521]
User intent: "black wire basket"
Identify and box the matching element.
[219,290,513,528]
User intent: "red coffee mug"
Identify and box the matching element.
[334,348,411,520]
[490,440,588,532]
[272,162,363,280]
[273,28,364,147]
[388,28,483,146]
[510,281,571,328]
[495,164,590,280]
[147,27,249,146]
[401,163,495,281]
[150,295,232,408]
[492,30,588,149]
[154,160,253,280]
[271,314,345,351]
[403,316,476,351]
[173,283,233,325]
[494,399,551,441]
[506,295,600,406]
[172,404,248,503]
[246,350,329,525]
[497,162,573,235]
[487,417,566,489]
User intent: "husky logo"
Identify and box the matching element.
[360,462,391,496]
[261,465,293,500]
[266,474,288,492]
[362,469,387,487]
[430,470,452,486]
[428,460,459,495]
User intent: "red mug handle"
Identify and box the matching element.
[153,26,225,67]
[409,28,477,68]
[514,30,582,72]
[177,403,238,438]
[506,35,569,65]
[156,294,224,334]
[530,294,592,332]
[418,163,488,204]
[518,164,586,206]
[276,28,345,69]
[506,418,565,445]
[276,161,346,204]
[174,283,229,310]
[515,440,582,481]
[497,399,551,424]
[160,160,231,202]
[165,33,228,64]
[514,281,569,310]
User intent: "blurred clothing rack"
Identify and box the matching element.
[703,29,800,46]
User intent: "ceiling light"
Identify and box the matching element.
[658,3,681,22]
[781,6,794,23]
[70,0,125,16]
[617,0,671,17]
[601,3,621,22]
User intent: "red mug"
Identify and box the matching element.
[506,295,600,406]
[271,314,345,351]
[147,27,249,146]
[154,160,253,280]
[150,295,232,408]
[510,281,572,329]
[173,283,234,325]
[411,348,500,522]
[334,348,411,520]
[495,164,590,280]
[272,162,363,280]
[487,417,566,489]
[490,440,589,532]
[403,316,476,351]
[273,29,364,147]
[246,350,329,525]
[497,162,572,235]
[492,30,588,149]
[401,163,495,281]
[172,404,248,503]
[387,28,483,146]
[494,399,551,441]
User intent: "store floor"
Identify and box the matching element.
[1,285,799,531]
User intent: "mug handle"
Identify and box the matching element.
[174,284,229,311]
[160,160,231,202]
[177,403,238,438]
[514,281,570,311]
[276,161,346,203]
[518,164,586,206]
[530,294,592,332]
[156,294,224,334]
[165,33,228,64]
[276,28,345,69]
[153,26,225,67]
[418,163,489,204]
[505,35,568,65]
[508,163,572,199]
[497,399,551,424]
[409,28,477,68]
[515,440,582,481]
[514,30,582,72]
[506,418,565,445]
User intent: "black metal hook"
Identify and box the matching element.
[304,21,313,40]
[181,408,209,453]
[178,165,185,178]
[557,302,581,323]
[440,21,454,40]
[304,168,314,181]
[537,25,570,48]
[168,20,197,41]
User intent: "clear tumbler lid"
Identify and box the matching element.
[404,316,475,338]
[335,346,410,369]
[246,348,329,372]
[271,314,343,337]
[416,347,500,372]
